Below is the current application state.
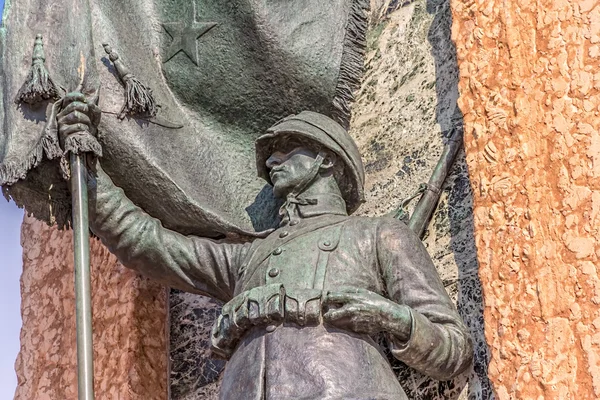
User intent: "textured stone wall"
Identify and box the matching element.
[452,0,600,399]
[169,292,223,400]
[351,1,491,398]
[15,216,168,399]
[168,1,493,399]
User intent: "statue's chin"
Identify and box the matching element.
[272,185,288,199]
[272,180,300,200]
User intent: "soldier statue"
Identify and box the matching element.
[57,92,473,399]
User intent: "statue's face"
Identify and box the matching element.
[266,141,319,198]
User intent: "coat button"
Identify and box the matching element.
[266,325,277,332]
[268,268,280,278]
[279,231,289,238]
[273,247,282,255]
[290,220,299,226]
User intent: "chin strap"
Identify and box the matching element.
[279,152,326,225]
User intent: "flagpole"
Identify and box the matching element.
[70,152,95,400]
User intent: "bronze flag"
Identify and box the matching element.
[0,0,368,238]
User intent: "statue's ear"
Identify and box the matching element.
[319,150,337,172]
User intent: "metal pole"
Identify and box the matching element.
[70,152,95,400]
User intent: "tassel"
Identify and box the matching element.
[15,34,61,105]
[103,43,158,119]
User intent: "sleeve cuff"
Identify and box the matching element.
[389,308,441,366]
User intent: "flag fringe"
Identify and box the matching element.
[0,142,45,186]
[331,0,370,129]
[59,132,103,180]
[2,184,72,229]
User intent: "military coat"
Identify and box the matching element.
[90,168,472,400]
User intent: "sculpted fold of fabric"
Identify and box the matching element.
[0,0,368,237]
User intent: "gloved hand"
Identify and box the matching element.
[211,284,285,359]
[51,91,102,179]
[323,286,412,340]
[56,91,102,150]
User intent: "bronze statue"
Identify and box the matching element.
[56,92,473,399]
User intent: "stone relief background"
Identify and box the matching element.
[452,0,600,398]
[170,293,224,400]
[354,1,492,399]
[168,1,494,399]
[15,216,169,399]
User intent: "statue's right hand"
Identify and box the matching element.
[223,284,285,330]
[211,284,285,359]
[56,92,101,150]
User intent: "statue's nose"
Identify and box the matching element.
[266,153,282,169]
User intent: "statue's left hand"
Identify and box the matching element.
[323,287,412,341]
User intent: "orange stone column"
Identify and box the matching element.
[452,0,600,398]
[15,216,168,399]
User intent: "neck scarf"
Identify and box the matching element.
[279,152,325,225]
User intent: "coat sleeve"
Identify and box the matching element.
[376,218,473,380]
[87,165,248,302]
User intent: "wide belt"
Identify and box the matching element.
[211,284,325,359]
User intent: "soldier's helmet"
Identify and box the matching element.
[255,111,365,214]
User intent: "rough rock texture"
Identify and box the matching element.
[168,1,493,399]
[451,0,600,399]
[351,1,491,399]
[15,216,168,399]
[169,291,224,400]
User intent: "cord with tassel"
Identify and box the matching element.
[103,43,158,119]
[15,34,61,105]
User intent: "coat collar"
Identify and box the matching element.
[280,193,347,227]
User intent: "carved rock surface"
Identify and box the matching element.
[169,291,224,400]
[15,216,168,399]
[350,1,491,399]
[452,0,600,398]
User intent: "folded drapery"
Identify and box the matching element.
[0,0,368,238]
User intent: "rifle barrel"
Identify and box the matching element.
[408,129,464,239]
